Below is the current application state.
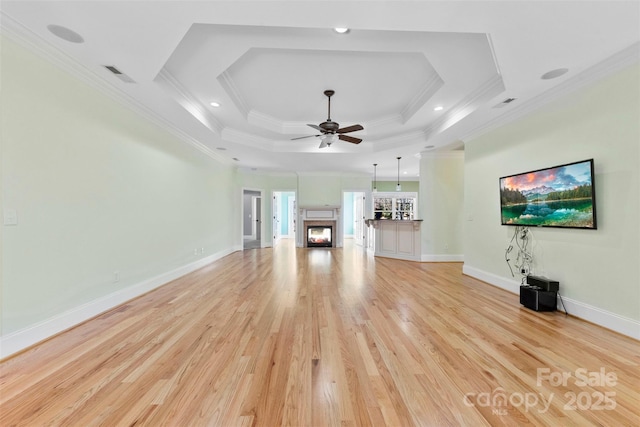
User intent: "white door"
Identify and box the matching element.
[288,197,296,238]
[253,197,262,242]
[272,193,280,245]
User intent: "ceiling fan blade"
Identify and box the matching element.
[291,134,320,140]
[307,124,323,132]
[339,134,362,144]
[337,124,363,134]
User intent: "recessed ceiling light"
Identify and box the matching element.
[434,106,443,111]
[47,24,84,43]
[541,68,569,80]
[210,102,220,107]
[334,27,350,34]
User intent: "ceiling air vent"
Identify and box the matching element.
[493,97,517,109]
[103,65,135,83]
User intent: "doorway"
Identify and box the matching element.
[243,189,262,250]
[272,191,296,246]
[343,191,366,247]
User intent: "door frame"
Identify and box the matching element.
[342,189,368,248]
[271,190,297,247]
[242,188,264,248]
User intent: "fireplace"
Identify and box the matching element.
[307,226,332,247]
[300,206,340,248]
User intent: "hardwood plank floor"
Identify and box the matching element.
[1,240,638,426]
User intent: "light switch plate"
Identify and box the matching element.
[3,209,18,225]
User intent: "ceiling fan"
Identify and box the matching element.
[291,90,364,148]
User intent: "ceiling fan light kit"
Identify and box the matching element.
[292,90,364,149]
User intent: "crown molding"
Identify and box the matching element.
[419,151,465,160]
[365,114,403,134]
[0,12,227,164]
[369,73,505,152]
[156,69,223,134]
[369,129,430,151]
[218,70,249,118]
[400,71,445,124]
[248,110,284,133]
[462,42,640,143]
[433,73,505,133]
[295,171,368,178]
[238,168,298,177]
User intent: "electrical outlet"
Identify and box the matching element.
[194,248,198,255]
[201,247,204,254]
[114,271,120,283]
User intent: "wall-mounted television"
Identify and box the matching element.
[499,159,597,229]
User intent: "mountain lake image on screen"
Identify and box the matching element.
[499,159,597,229]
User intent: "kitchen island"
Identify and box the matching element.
[365,219,422,261]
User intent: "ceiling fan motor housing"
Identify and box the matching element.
[320,120,339,133]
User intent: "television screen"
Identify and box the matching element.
[499,159,597,229]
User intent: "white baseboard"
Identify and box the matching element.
[421,254,464,262]
[462,265,522,293]
[376,253,421,262]
[462,264,640,340]
[0,247,236,359]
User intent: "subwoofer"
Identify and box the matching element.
[520,286,557,312]
[526,275,559,292]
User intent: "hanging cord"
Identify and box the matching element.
[505,226,533,279]
[505,227,518,277]
[557,292,569,317]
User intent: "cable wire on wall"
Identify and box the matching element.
[505,226,534,283]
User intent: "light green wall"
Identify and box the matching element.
[341,175,371,192]
[1,37,238,334]
[298,175,342,206]
[420,153,464,257]
[464,63,640,321]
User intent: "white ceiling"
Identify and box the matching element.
[2,1,639,179]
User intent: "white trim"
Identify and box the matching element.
[462,264,522,293]
[557,296,640,341]
[462,42,640,143]
[0,248,236,359]
[0,12,227,165]
[419,151,465,160]
[376,253,421,262]
[462,264,640,340]
[156,69,223,134]
[421,254,464,262]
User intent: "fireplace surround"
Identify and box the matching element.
[300,206,340,248]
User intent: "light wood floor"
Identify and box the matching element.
[1,241,638,426]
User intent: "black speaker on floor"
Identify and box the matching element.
[526,275,559,292]
[520,286,557,312]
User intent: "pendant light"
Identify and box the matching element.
[396,157,402,191]
[373,163,378,192]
